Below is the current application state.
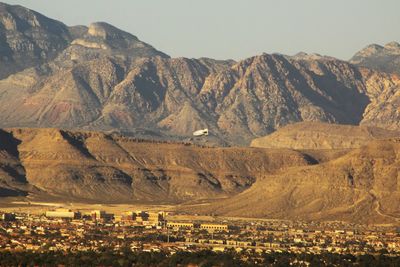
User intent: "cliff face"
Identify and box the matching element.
[198,54,371,143]
[351,42,400,132]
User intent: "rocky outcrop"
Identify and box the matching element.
[361,76,400,130]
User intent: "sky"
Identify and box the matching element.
[2,0,400,61]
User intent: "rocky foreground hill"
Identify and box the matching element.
[0,3,399,145]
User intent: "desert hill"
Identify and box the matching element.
[188,139,400,223]
[0,128,311,203]
[251,122,400,150]
[0,126,399,223]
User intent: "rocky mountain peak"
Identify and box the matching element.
[359,44,384,55]
[384,41,400,51]
[289,52,337,62]
[0,3,68,35]
[350,41,400,74]
[87,22,138,41]
[67,21,168,60]
[0,2,71,78]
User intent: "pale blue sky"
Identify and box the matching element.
[2,0,399,60]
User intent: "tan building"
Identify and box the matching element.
[200,224,228,231]
[148,211,166,224]
[167,222,194,229]
[45,209,80,219]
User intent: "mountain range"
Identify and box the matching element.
[0,3,399,145]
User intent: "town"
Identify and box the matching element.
[0,208,399,257]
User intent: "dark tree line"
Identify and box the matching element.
[0,249,399,266]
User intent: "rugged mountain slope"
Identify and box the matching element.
[350,43,400,131]
[0,128,311,202]
[350,42,400,74]
[2,50,397,145]
[360,73,400,131]
[198,54,371,143]
[251,122,400,150]
[190,139,400,223]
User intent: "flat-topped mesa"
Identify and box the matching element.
[70,22,139,50]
